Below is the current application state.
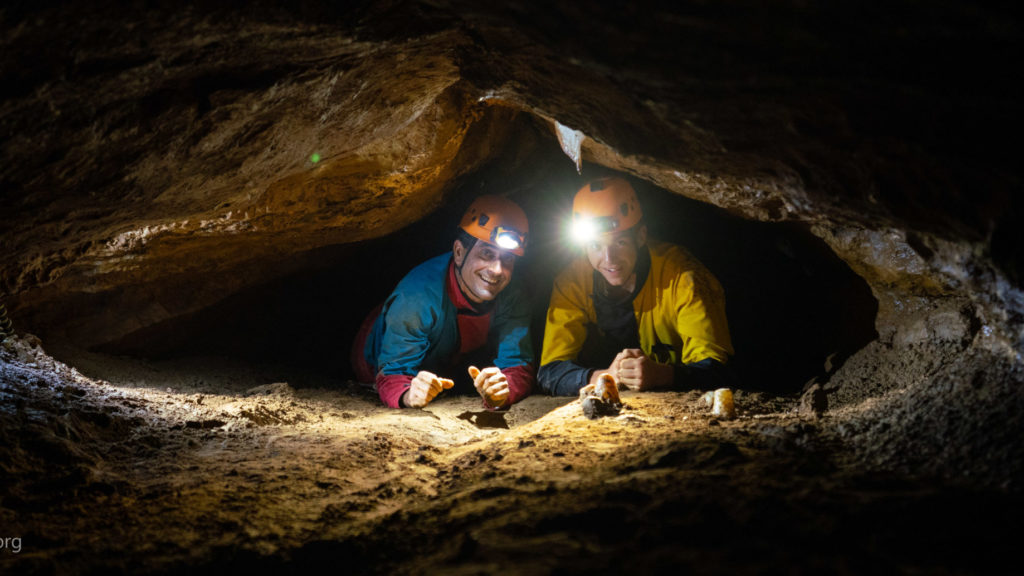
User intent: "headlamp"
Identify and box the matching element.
[491,226,525,251]
[570,216,618,244]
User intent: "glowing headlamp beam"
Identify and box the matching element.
[571,219,598,244]
[570,216,618,244]
[494,232,521,251]
[490,226,524,251]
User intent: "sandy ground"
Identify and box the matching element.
[1,335,1019,575]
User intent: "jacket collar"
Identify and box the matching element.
[446,258,494,315]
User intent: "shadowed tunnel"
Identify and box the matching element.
[91,124,879,395]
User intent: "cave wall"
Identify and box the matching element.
[85,153,880,396]
[2,0,1022,424]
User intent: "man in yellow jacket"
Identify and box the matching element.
[539,176,735,395]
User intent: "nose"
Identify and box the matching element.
[487,259,506,275]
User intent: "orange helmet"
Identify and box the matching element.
[459,195,529,256]
[570,177,642,243]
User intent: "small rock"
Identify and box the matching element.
[245,382,295,397]
[579,373,623,419]
[582,395,621,419]
[710,388,736,420]
[798,383,828,418]
[701,391,715,407]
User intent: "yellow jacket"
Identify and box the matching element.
[541,239,733,372]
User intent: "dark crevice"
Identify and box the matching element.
[93,149,878,396]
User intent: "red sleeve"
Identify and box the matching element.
[376,374,413,408]
[494,364,535,410]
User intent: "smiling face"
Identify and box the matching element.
[453,239,517,303]
[584,225,647,291]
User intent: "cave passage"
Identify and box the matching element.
[3,3,1021,574]
[94,139,878,397]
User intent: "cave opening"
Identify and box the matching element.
[87,115,878,398]
[4,3,1021,572]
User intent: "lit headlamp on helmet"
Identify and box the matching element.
[492,225,526,252]
[459,195,530,256]
[570,215,619,244]
[569,176,642,245]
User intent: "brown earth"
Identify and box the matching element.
[2,335,1017,575]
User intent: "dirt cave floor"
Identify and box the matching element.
[0,335,1018,575]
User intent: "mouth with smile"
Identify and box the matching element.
[474,273,508,296]
[479,274,503,286]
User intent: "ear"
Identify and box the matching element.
[636,224,648,247]
[453,239,467,267]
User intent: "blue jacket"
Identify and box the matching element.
[364,253,534,377]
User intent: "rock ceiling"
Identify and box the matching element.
[1,0,1020,361]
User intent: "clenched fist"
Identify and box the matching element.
[614,350,673,391]
[469,365,510,408]
[402,371,454,408]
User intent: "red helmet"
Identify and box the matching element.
[571,177,642,243]
[459,195,529,256]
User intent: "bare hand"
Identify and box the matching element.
[590,349,643,388]
[403,371,454,408]
[616,352,673,391]
[469,366,510,408]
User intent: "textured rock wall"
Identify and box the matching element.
[2,0,1021,430]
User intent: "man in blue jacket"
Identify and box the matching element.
[352,195,536,409]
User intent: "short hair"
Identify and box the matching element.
[455,228,478,252]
